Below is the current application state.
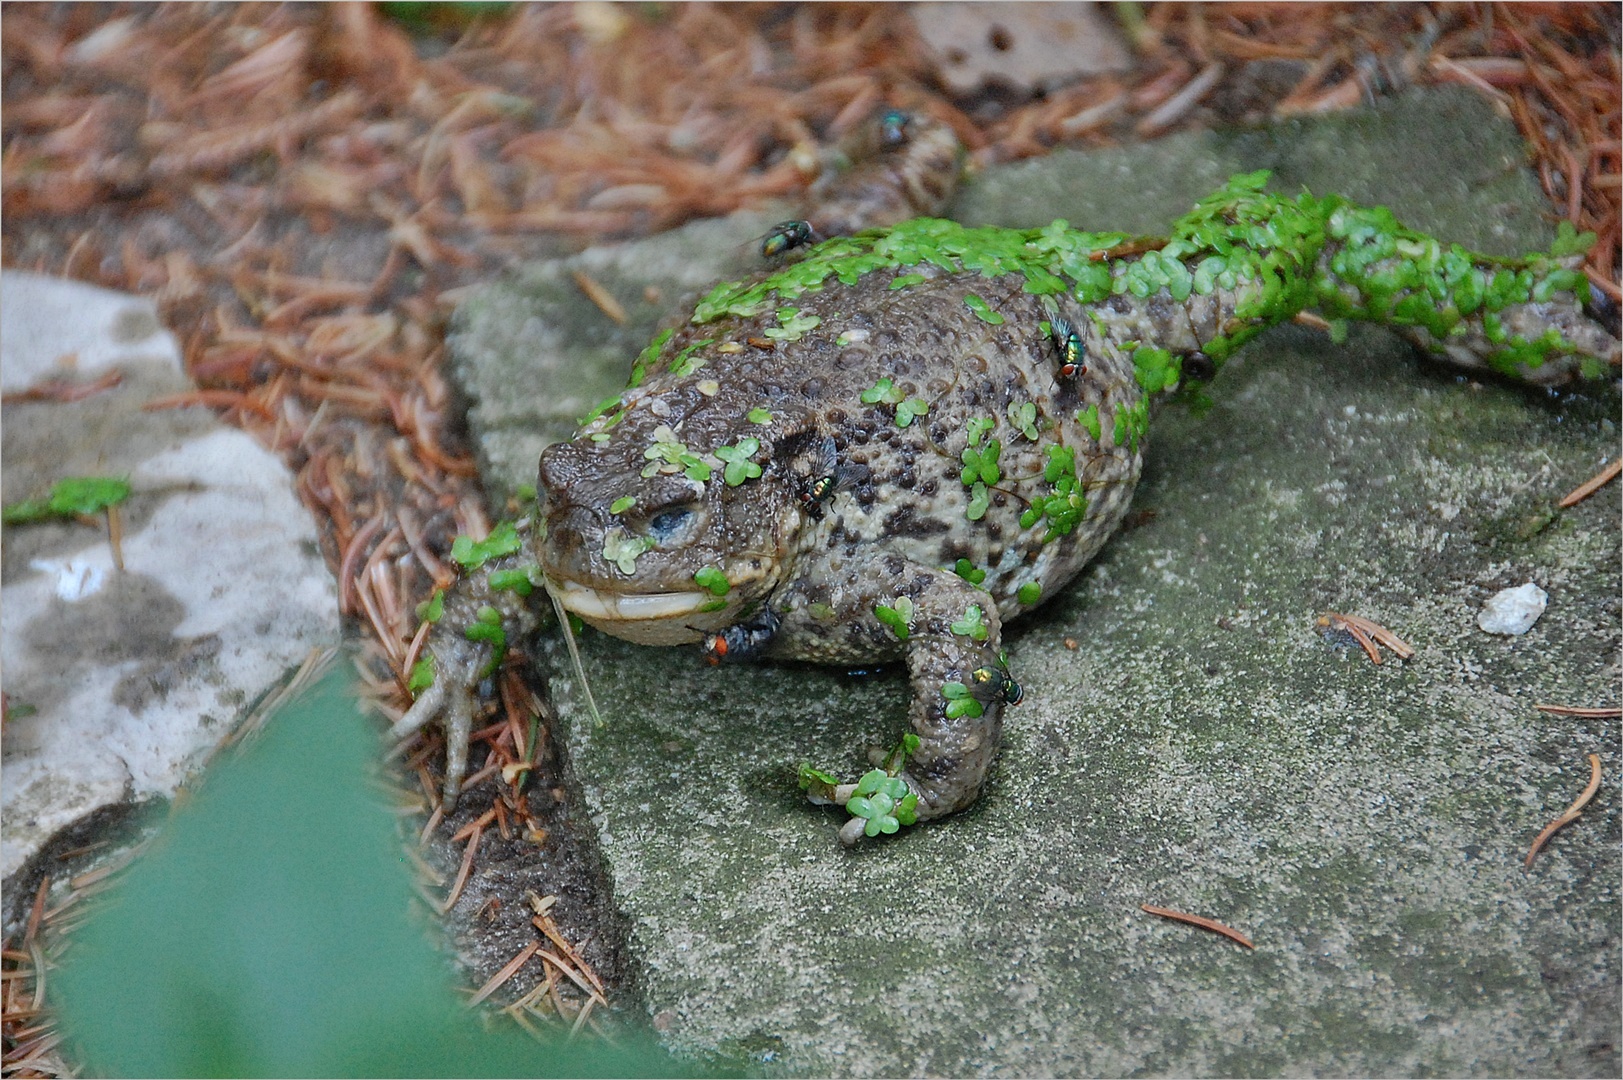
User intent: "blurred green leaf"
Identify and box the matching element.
[54,665,690,1078]
[379,2,513,34]
[2,476,130,524]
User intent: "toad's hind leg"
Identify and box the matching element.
[891,566,1008,822]
[804,559,1009,843]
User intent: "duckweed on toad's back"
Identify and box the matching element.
[400,171,1619,845]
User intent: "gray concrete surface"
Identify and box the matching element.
[449,89,1620,1076]
[1,272,340,889]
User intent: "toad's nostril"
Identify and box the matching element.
[537,437,604,496]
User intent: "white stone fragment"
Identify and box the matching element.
[1477,582,1549,636]
[1,271,340,880]
[912,2,1131,94]
[29,556,109,602]
[0,272,180,392]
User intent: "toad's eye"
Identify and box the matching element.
[646,507,695,543]
[649,509,689,534]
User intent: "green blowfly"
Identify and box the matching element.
[1051,317,1086,379]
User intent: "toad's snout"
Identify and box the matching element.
[535,441,607,578]
[536,439,590,503]
[537,503,604,579]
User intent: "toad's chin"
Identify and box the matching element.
[546,577,715,646]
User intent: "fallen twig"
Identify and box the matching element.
[1136,61,1226,137]
[1557,458,1621,508]
[439,821,482,914]
[528,891,607,1001]
[1089,236,1168,262]
[535,947,604,1003]
[450,807,497,844]
[24,880,49,948]
[142,388,277,418]
[469,941,540,1007]
[567,994,596,1042]
[106,503,125,571]
[1533,703,1622,719]
[571,270,629,325]
[2,370,123,404]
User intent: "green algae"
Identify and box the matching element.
[572,173,1605,517]
[685,171,1595,389]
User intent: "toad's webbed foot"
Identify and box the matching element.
[800,765,924,845]
[393,541,542,810]
[392,633,483,809]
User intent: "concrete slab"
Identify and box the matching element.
[1,272,341,885]
[448,89,1619,1076]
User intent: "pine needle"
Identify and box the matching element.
[543,576,603,726]
[1141,904,1255,949]
[1525,753,1603,870]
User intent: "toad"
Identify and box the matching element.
[398,130,1619,845]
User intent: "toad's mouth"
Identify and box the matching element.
[546,576,719,647]
[549,578,709,622]
[543,555,780,647]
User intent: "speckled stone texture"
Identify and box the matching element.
[450,89,1619,1077]
[1,272,339,898]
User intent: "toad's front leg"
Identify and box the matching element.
[792,559,1010,843]
[392,540,544,810]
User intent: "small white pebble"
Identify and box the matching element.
[1477,582,1548,635]
[31,557,107,602]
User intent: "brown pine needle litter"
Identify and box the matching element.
[3,2,1617,1066]
[1317,612,1416,665]
[571,270,629,325]
[1558,458,1622,508]
[468,941,540,1008]
[1525,754,1604,870]
[528,890,608,1002]
[439,821,484,915]
[1534,703,1623,719]
[1140,905,1256,950]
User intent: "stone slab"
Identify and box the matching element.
[1,272,341,884]
[449,89,1620,1076]
[910,3,1132,94]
